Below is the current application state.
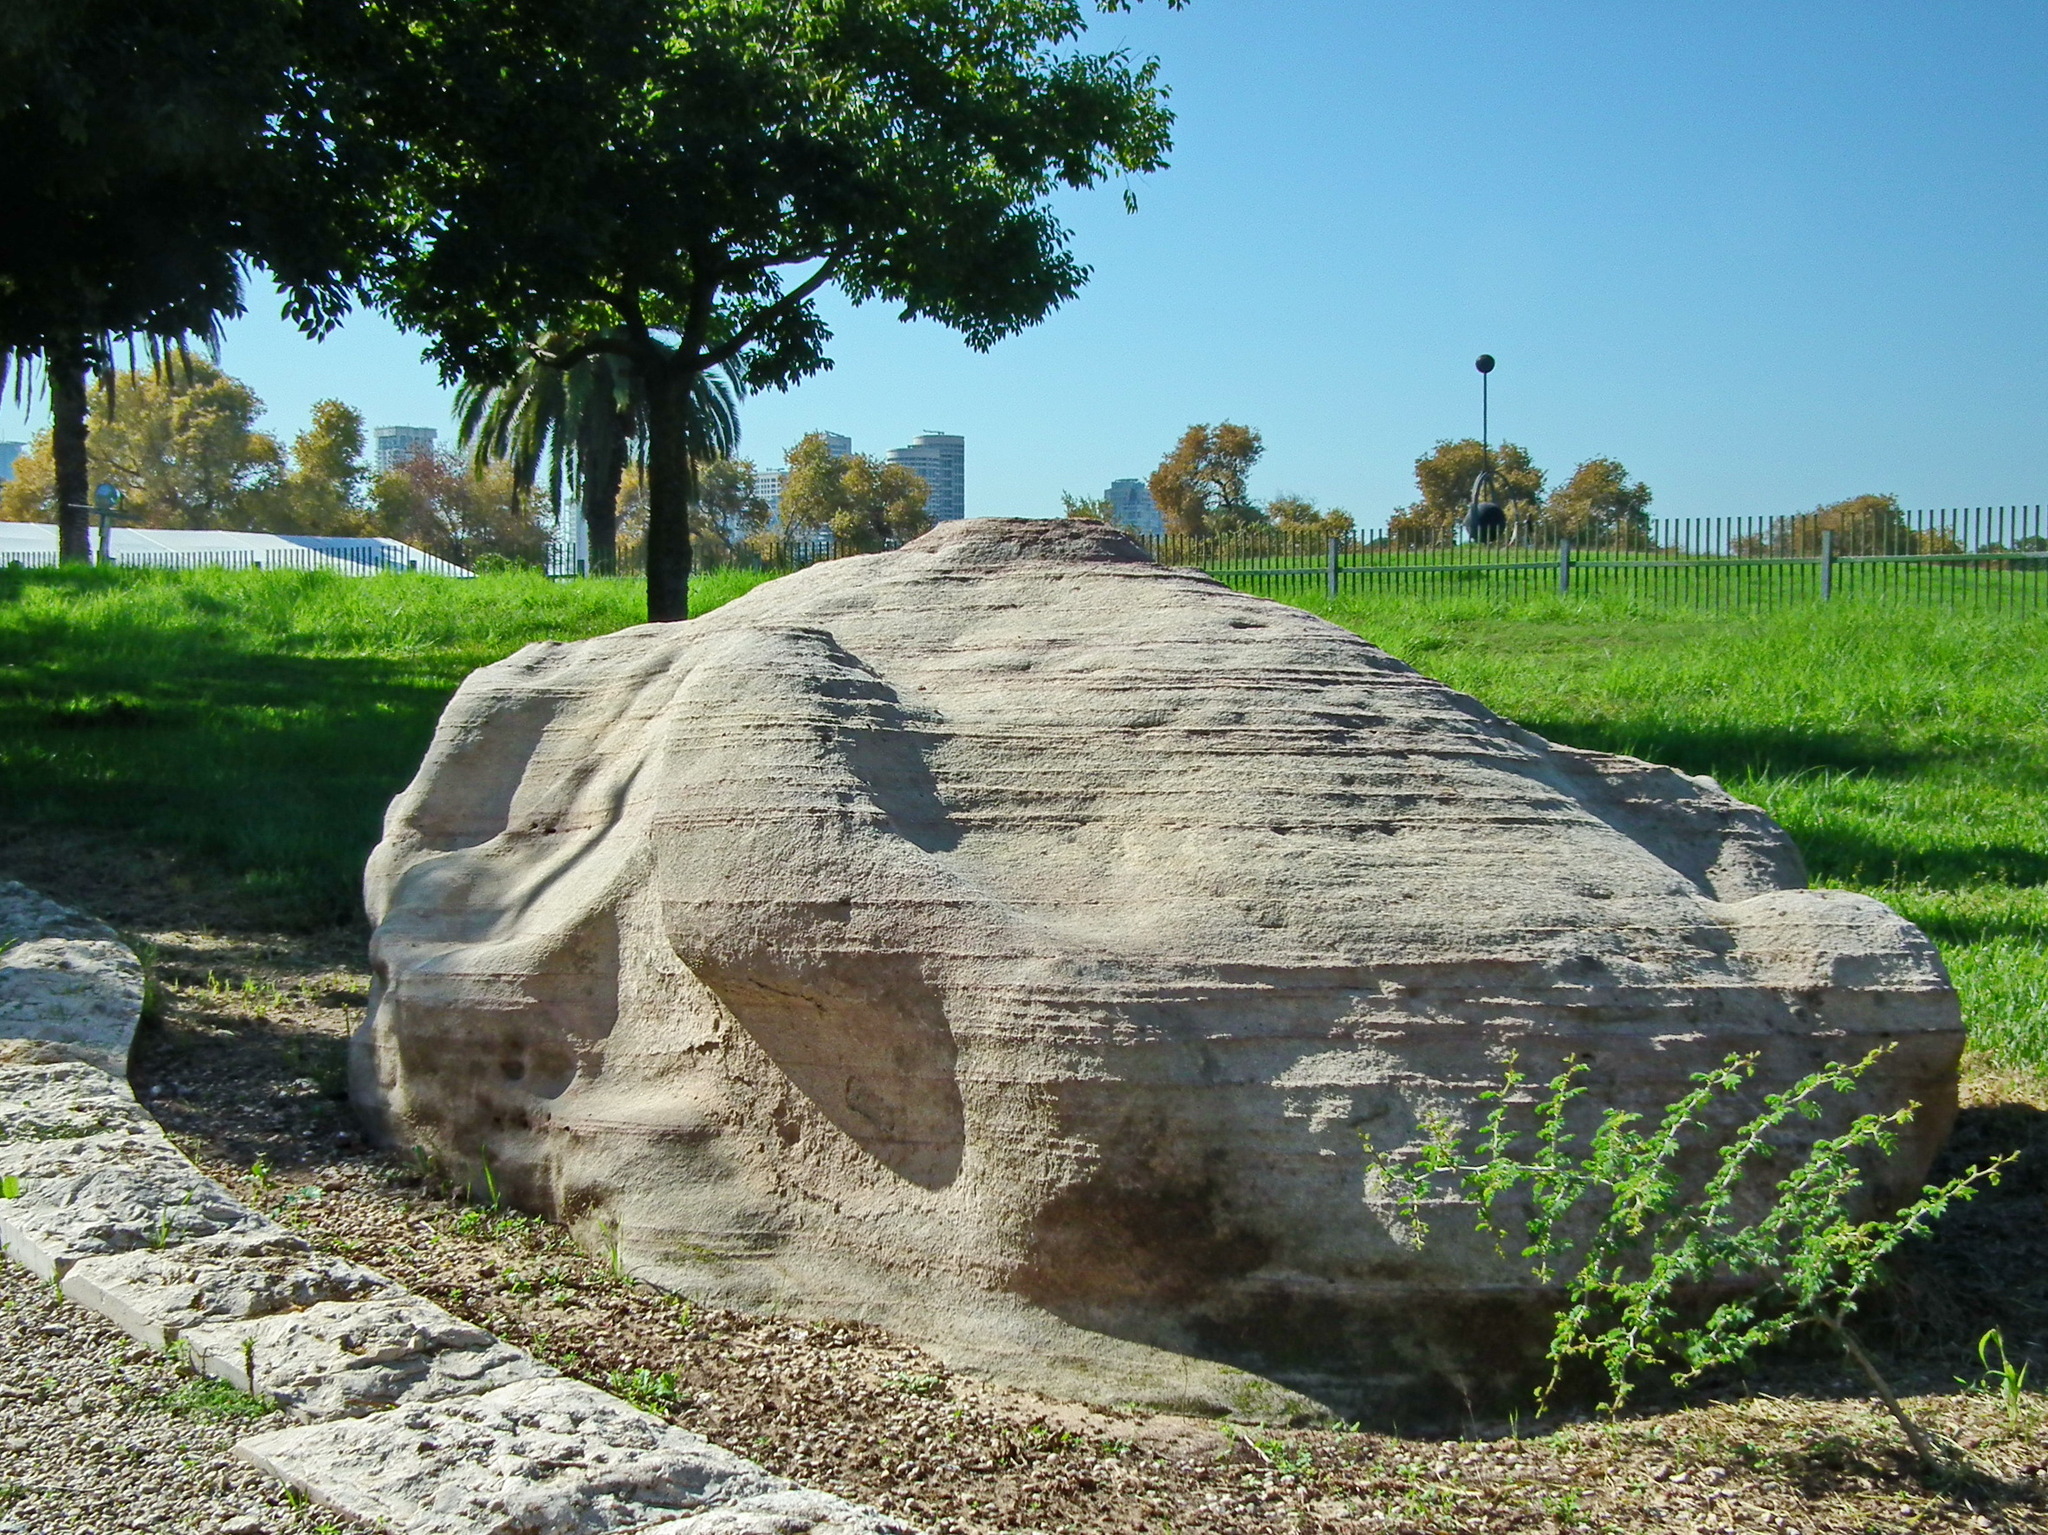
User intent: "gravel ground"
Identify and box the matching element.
[0,1257,354,1535]
[5,829,2048,1535]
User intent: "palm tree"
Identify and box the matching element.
[456,336,741,575]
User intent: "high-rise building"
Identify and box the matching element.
[887,433,965,522]
[373,425,439,474]
[1106,478,1162,537]
[0,442,24,484]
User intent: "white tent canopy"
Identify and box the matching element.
[0,523,471,577]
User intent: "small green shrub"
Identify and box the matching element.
[1365,1048,2013,1469]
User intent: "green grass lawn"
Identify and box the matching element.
[0,564,2039,1081]
[1293,588,2048,1082]
[0,564,772,925]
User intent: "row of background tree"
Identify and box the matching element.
[6,365,1960,568]
[1062,424,1657,545]
[0,361,937,570]
[1071,422,1964,555]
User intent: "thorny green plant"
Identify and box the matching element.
[1362,1047,2014,1473]
[885,1371,948,1398]
[247,1155,274,1191]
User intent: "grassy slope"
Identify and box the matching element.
[0,565,772,924]
[1291,590,2048,1078]
[0,565,2038,1078]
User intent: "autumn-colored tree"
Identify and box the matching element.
[368,447,552,567]
[1267,494,1355,539]
[1731,493,1960,557]
[0,359,282,529]
[1539,457,1652,545]
[777,433,932,553]
[1149,423,1265,537]
[1387,439,1544,546]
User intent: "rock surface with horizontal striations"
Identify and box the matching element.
[357,517,1964,1422]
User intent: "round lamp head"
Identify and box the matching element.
[1475,354,1495,375]
[92,482,121,512]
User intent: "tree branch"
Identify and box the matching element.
[699,252,846,370]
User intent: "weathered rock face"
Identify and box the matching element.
[357,518,1963,1422]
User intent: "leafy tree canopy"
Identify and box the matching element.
[1060,491,1117,523]
[370,448,555,568]
[1267,494,1354,539]
[1149,422,1264,538]
[1388,439,1544,547]
[1541,457,1653,546]
[778,433,932,553]
[0,361,282,530]
[1,0,361,557]
[317,0,1184,617]
[1733,493,1959,557]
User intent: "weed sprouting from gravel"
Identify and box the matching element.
[160,1375,275,1422]
[606,1366,694,1416]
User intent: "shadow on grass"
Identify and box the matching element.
[1511,715,2048,891]
[1791,829,2048,892]
[1509,716,1934,783]
[0,647,455,927]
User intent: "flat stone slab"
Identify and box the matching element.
[0,1060,151,1141]
[237,1377,913,1535]
[0,1126,271,1280]
[63,1228,395,1350]
[0,881,144,1076]
[185,1294,555,1420]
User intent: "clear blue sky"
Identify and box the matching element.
[7,0,2043,528]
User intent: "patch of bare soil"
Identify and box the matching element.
[9,831,2048,1535]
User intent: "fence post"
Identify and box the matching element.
[1557,538,1571,597]
[1325,537,1339,602]
[1820,529,1834,601]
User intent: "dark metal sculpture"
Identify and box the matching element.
[1464,355,1504,541]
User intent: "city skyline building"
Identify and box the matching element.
[886,433,965,522]
[372,425,438,474]
[1105,477,1162,536]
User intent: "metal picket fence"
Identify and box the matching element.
[1,544,440,576]
[1139,505,2048,612]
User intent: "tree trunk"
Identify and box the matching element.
[50,338,92,564]
[581,410,626,577]
[643,366,697,622]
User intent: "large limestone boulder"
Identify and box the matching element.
[357,519,1963,1423]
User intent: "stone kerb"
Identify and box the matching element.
[0,882,911,1535]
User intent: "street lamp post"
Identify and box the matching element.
[1464,355,1505,542]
